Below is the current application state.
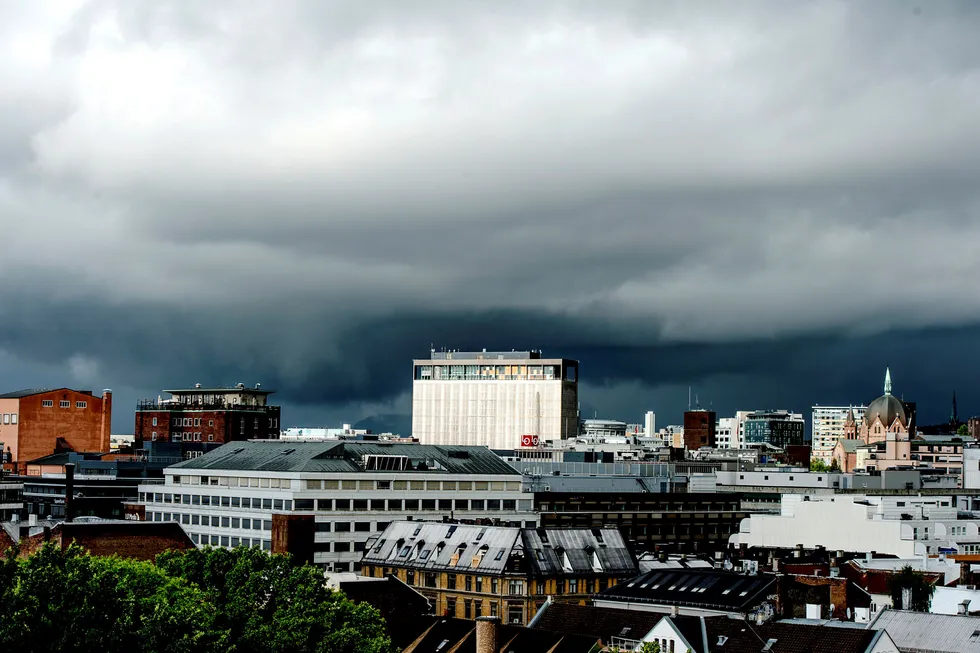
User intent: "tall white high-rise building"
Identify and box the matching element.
[715,411,753,449]
[812,405,867,463]
[412,350,579,449]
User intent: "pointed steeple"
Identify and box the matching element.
[952,391,959,424]
[884,367,892,396]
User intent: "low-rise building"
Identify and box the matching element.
[360,521,637,625]
[0,388,113,471]
[140,440,534,572]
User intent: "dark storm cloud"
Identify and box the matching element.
[2,1,980,429]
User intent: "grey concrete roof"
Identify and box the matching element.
[0,388,53,398]
[361,521,637,577]
[597,569,776,612]
[170,440,519,475]
[869,609,980,653]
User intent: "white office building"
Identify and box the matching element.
[139,441,534,572]
[812,405,867,463]
[731,493,980,557]
[411,350,579,450]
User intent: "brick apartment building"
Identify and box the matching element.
[683,409,716,450]
[134,384,280,446]
[0,388,112,470]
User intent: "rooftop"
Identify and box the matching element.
[362,521,636,577]
[597,569,776,613]
[869,609,980,653]
[169,440,520,476]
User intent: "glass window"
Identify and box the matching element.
[354,522,371,532]
[422,499,436,511]
[353,499,368,511]
[335,522,351,532]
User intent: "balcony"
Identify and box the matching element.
[137,400,275,412]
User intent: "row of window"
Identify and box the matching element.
[169,433,214,443]
[174,476,291,487]
[144,491,529,514]
[40,400,87,409]
[306,479,520,491]
[148,511,273,530]
[1,413,17,424]
[314,541,366,553]
[369,566,616,597]
[190,533,271,550]
[143,493,292,511]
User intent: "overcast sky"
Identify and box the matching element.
[2,1,979,433]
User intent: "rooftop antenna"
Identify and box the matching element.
[688,387,692,412]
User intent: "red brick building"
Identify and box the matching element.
[9,521,195,560]
[134,383,280,446]
[0,388,112,470]
[683,409,716,450]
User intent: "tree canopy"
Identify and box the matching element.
[888,565,936,612]
[0,545,393,653]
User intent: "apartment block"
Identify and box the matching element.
[360,521,637,625]
[812,406,867,463]
[134,384,280,446]
[139,440,534,571]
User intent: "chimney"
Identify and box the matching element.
[671,605,680,617]
[475,616,499,653]
[959,600,971,616]
[100,389,113,452]
[65,462,75,523]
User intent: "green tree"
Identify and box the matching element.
[829,458,842,472]
[156,546,392,653]
[888,565,936,612]
[0,544,226,653]
[810,459,829,472]
[957,424,969,437]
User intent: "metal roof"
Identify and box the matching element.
[869,609,980,653]
[597,569,777,612]
[0,388,54,398]
[361,521,636,577]
[169,440,520,475]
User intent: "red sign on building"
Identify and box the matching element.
[520,435,540,447]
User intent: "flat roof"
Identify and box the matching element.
[169,440,520,475]
[165,387,274,395]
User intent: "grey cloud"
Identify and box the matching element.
[1,1,980,429]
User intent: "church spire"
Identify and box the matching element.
[952,391,959,424]
[884,367,892,395]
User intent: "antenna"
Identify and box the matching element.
[688,387,692,412]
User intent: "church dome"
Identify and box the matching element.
[864,367,906,428]
[865,394,906,428]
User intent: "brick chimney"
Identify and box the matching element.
[100,389,112,452]
[476,616,499,653]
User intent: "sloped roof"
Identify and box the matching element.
[705,619,880,653]
[870,609,980,653]
[597,569,776,612]
[170,440,519,475]
[531,602,662,642]
[337,576,433,649]
[0,388,52,398]
[402,618,600,653]
[836,439,865,453]
[362,521,636,577]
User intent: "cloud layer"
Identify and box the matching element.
[2,1,980,428]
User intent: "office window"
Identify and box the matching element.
[336,499,351,511]
[76,401,87,409]
[354,522,371,533]
[42,400,53,407]
[60,400,70,408]
[335,522,352,532]
[334,542,351,553]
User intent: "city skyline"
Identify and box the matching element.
[2,3,979,432]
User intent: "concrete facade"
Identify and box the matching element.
[412,351,579,449]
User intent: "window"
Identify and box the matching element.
[152,417,158,426]
[568,579,578,594]
[334,542,351,553]
[76,401,87,409]
[151,432,158,441]
[9,413,15,424]
[406,570,415,585]
[209,420,214,427]
[42,400,53,407]
[474,600,483,617]
[447,574,457,590]
[446,597,457,617]
[464,600,471,619]
[194,418,201,427]
[208,434,214,442]
[465,576,472,592]
[475,577,483,592]
[60,400,70,408]
[491,578,498,594]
